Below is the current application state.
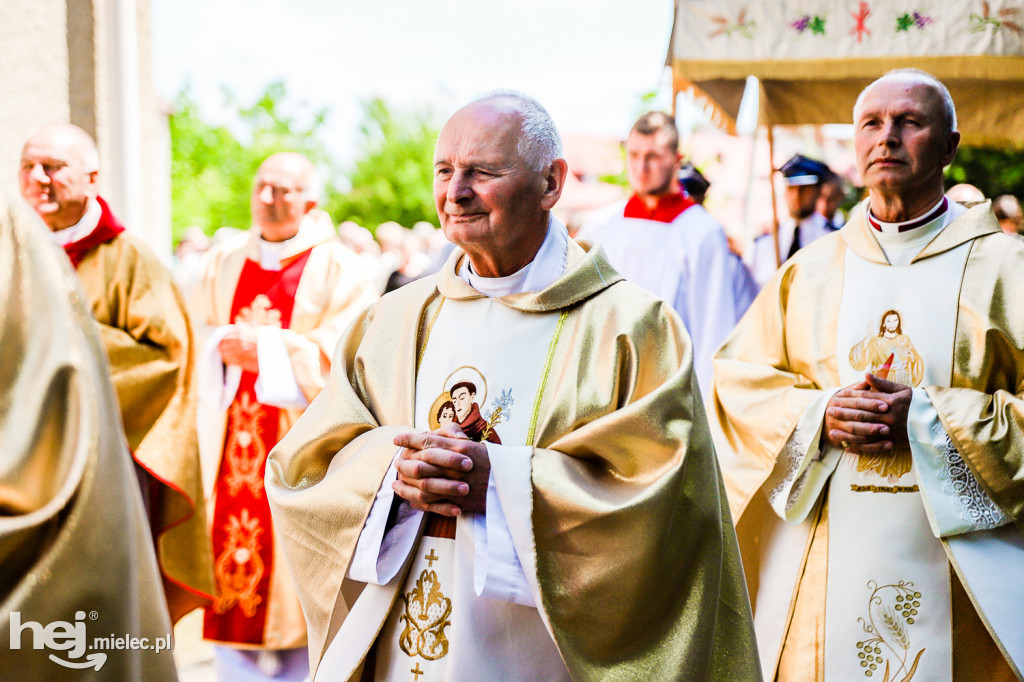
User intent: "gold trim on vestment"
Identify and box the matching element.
[527,311,568,446]
[416,297,446,372]
[944,542,1023,680]
[776,493,829,681]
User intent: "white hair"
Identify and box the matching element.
[853,68,957,134]
[474,90,564,171]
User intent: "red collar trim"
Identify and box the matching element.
[623,191,696,223]
[867,198,948,234]
[63,197,126,268]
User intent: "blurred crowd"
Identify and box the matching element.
[173,211,456,303]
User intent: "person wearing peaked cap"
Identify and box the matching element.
[678,162,710,205]
[747,153,839,287]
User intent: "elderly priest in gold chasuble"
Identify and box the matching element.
[18,123,213,625]
[712,70,1024,681]
[266,93,759,681]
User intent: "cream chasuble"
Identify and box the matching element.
[325,221,570,681]
[59,196,214,623]
[267,222,761,681]
[713,200,1024,681]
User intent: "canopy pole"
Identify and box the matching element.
[767,126,781,268]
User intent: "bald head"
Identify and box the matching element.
[433,94,567,277]
[854,69,957,136]
[853,69,960,222]
[19,123,100,231]
[251,152,318,241]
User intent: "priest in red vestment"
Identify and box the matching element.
[191,151,377,680]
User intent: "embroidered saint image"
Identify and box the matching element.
[427,366,512,443]
[847,310,922,481]
[849,309,924,387]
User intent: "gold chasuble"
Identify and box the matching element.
[266,239,760,681]
[713,201,1024,681]
[0,195,177,680]
[70,197,213,623]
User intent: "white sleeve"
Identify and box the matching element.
[254,326,309,409]
[471,443,537,607]
[684,228,756,402]
[347,455,423,585]
[197,325,241,410]
[763,391,843,523]
[907,388,1010,538]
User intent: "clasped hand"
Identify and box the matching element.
[392,423,491,517]
[822,372,912,455]
[218,324,259,373]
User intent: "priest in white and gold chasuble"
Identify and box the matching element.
[712,71,1024,682]
[266,94,760,681]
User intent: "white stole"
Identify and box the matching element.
[824,225,971,680]
[371,297,565,681]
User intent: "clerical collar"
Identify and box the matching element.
[459,217,569,297]
[622,191,695,223]
[50,197,101,247]
[258,216,311,271]
[867,198,947,234]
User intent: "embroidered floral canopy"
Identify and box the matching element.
[670,0,1024,147]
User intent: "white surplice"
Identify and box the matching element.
[580,200,756,401]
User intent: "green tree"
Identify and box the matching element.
[325,98,440,230]
[168,88,247,241]
[946,146,1024,201]
[168,80,336,243]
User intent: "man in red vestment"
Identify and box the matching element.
[579,112,757,400]
[18,123,214,625]
[192,151,376,680]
